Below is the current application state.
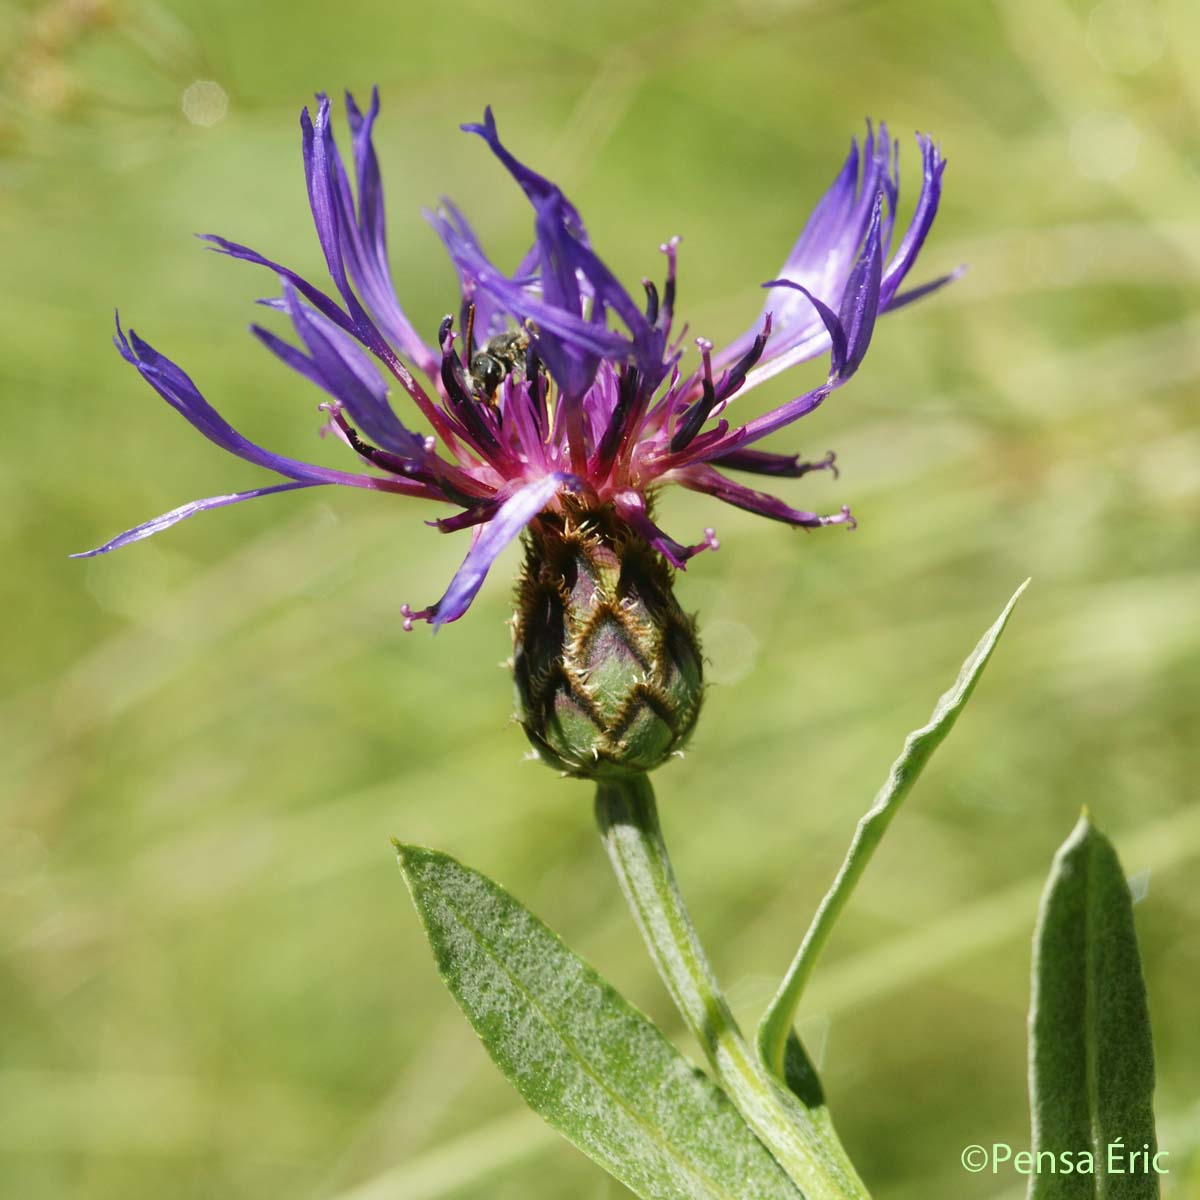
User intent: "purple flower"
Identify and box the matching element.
[77,90,951,630]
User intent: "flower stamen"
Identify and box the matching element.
[642,279,659,326]
[669,338,717,452]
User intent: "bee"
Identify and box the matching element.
[468,329,529,404]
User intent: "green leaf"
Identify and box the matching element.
[758,579,1030,1080]
[396,843,803,1200]
[1028,815,1159,1200]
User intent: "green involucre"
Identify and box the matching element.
[512,508,703,780]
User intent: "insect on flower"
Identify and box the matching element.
[76,90,952,633]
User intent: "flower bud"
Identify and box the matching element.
[512,508,703,779]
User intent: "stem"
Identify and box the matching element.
[595,775,870,1200]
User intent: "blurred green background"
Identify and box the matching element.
[2,0,1198,1197]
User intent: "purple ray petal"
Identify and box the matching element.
[775,138,861,295]
[113,316,440,497]
[328,91,440,375]
[71,481,319,557]
[302,96,383,354]
[204,97,440,384]
[739,192,884,394]
[715,122,948,392]
[675,464,855,529]
[432,198,538,341]
[452,113,663,389]
[268,281,428,457]
[526,192,663,382]
[301,95,427,377]
[530,191,598,399]
[200,234,355,335]
[836,194,884,380]
[405,472,579,630]
[722,382,832,450]
[760,280,846,377]
[611,489,719,569]
[303,97,348,290]
[708,447,838,479]
[426,205,631,363]
[251,321,323,389]
[880,134,946,307]
[462,107,587,240]
[673,381,833,463]
[345,88,386,259]
[886,265,962,312]
[524,192,663,391]
[736,132,875,366]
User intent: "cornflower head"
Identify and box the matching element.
[79,90,950,776]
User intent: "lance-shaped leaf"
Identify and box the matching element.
[1027,815,1159,1200]
[396,843,803,1200]
[757,579,1030,1080]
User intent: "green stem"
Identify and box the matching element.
[595,775,870,1200]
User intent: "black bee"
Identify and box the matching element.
[469,330,529,403]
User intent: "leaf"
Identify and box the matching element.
[758,579,1030,1080]
[1028,815,1159,1200]
[396,843,803,1200]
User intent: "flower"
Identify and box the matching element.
[76,90,951,630]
